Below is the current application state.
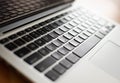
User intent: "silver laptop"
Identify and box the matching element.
[0,0,120,83]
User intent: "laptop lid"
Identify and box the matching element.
[0,0,74,35]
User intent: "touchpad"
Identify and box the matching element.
[91,41,120,80]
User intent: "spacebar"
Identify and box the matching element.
[73,36,101,57]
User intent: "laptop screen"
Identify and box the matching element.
[0,0,74,28]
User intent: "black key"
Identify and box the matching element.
[68,30,78,36]
[27,43,38,50]
[55,20,64,26]
[25,27,33,32]
[64,23,73,29]
[43,34,53,42]
[58,47,69,55]
[44,25,53,32]
[60,18,68,23]
[29,31,40,38]
[50,22,59,29]
[35,56,56,72]
[8,34,18,40]
[73,27,82,33]
[45,70,60,81]
[0,38,9,44]
[59,26,69,32]
[14,38,26,46]
[54,28,64,35]
[35,38,45,46]
[36,28,47,35]
[22,35,33,42]
[32,24,40,29]
[66,53,80,63]
[60,59,73,69]
[49,31,59,39]
[79,33,88,40]
[58,36,69,43]
[63,33,73,40]
[64,43,75,51]
[5,42,17,51]
[24,52,42,65]
[73,36,100,57]
[53,64,66,74]
[38,47,50,56]
[69,21,77,27]
[52,51,63,60]
[46,43,57,51]
[95,31,105,39]
[69,39,80,47]
[52,39,63,47]
[14,47,30,57]
[17,30,26,36]
[74,36,84,43]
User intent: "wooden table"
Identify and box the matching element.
[0,0,120,83]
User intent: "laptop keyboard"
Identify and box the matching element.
[0,8,115,81]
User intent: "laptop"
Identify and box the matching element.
[0,0,120,82]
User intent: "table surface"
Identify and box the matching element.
[0,0,120,83]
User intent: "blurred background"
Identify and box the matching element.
[0,0,120,83]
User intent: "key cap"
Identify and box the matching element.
[36,28,46,35]
[17,30,26,36]
[74,36,84,43]
[55,20,64,26]
[25,27,33,32]
[38,47,50,56]
[0,38,9,44]
[60,59,73,69]
[59,26,69,32]
[73,27,82,33]
[83,31,92,37]
[63,33,73,40]
[69,39,80,47]
[5,42,17,51]
[66,53,80,63]
[45,70,60,81]
[49,31,59,39]
[69,21,77,27]
[79,33,88,40]
[95,31,105,39]
[14,47,31,57]
[27,42,38,50]
[54,28,64,35]
[44,25,53,32]
[46,43,57,51]
[35,38,45,46]
[8,34,18,40]
[64,23,73,29]
[52,51,63,60]
[24,52,42,64]
[52,39,63,47]
[14,38,26,46]
[58,47,69,55]
[58,36,69,43]
[29,31,40,38]
[42,34,53,42]
[50,22,59,29]
[68,30,78,36]
[53,64,66,75]
[64,43,75,51]
[22,35,33,42]
[73,36,100,57]
[35,56,56,72]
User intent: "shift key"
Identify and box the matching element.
[73,36,100,57]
